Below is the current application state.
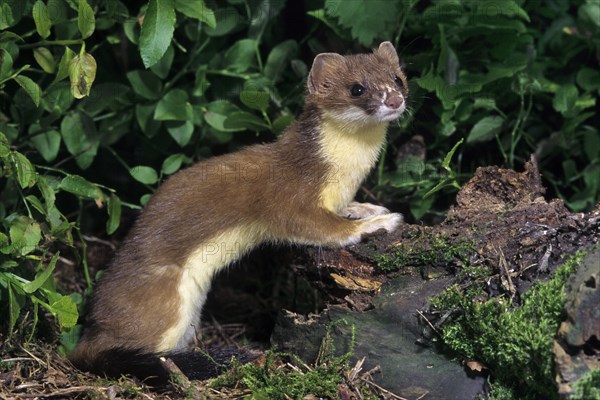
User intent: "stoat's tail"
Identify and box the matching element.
[69,346,256,383]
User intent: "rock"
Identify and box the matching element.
[554,247,600,397]
[272,274,486,400]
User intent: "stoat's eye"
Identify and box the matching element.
[394,76,404,88]
[350,84,365,97]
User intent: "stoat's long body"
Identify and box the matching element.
[70,41,408,378]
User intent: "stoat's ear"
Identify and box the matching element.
[307,52,345,95]
[377,41,399,65]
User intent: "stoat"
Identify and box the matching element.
[70,41,408,380]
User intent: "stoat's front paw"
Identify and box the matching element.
[358,212,403,236]
[341,202,391,220]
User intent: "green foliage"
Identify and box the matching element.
[0,0,598,351]
[430,251,586,399]
[571,368,600,400]
[211,321,356,399]
[375,234,474,272]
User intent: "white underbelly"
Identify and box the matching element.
[156,224,266,352]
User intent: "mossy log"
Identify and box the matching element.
[272,155,600,399]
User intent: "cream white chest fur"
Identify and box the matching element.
[318,116,388,213]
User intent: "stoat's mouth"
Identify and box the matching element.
[375,104,406,122]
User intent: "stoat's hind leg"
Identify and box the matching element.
[340,201,400,220]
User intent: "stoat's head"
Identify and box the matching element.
[307,41,408,127]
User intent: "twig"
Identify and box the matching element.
[538,244,552,273]
[15,386,97,398]
[359,376,409,400]
[359,364,381,380]
[496,247,516,301]
[416,391,430,400]
[19,347,47,368]
[1,357,35,363]
[416,309,440,336]
[160,357,204,398]
[82,235,117,251]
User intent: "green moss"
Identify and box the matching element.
[375,235,475,272]
[431,251,587,400]
[210,322,357,399]
[240,351,345,399]
[486,383,516,400]
[570,368,600,400]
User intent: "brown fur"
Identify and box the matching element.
[70,42,408,377]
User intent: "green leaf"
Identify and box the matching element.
[325,0,398,46]
[43,83,74,115]
[47,0,68,24]
[31,130,61,162]
[9,217,42,256]
[224,111,269,132]
[81,82,129,116]
[476,0,530,22]
[0,48,14,81]
[33,47,56,73]
[576,68,600,91]
[442,138,464,171]
[204,7,240,37]
[59,175,103,200]
[154,89,193,121]
[135,103,161,137]
[553,84,579,115]
[77,0,95,39]
[54,46,75,82]
[139,0,175,69]
[150,44,174,79]
[467,116,504,143]
[166,120,194,147]
[106,194,121,235]
[60,111,99,169]
[37,175,56,212]
[474,98,497,110]
[23,254,59,294]
[68,51,97,98]
[579,2,600,29]
[32,0,52,39]
[203,100,243,132]
[126,70,162,100]
[223,39,257,73]
[562,159,577,181]
[47,295,78,328]
[161,153,185,175]
[26,194,46,215]
[14,75,42,107]
[140,193,152,206]
[7,282,24,336]
[193,64,210,96]
[174,0,216,28]
[272,114,294,134]
[264,40,298,82]
[10,151,36,188]
[247,0,285,39]
[240,90,270,112]
[583,131,600,163]
[0,131,9,158]
[130,165,159,185]
[0,3,16,30]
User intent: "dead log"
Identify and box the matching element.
[272,155,600,399]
